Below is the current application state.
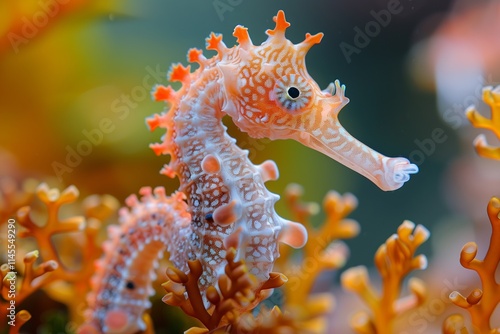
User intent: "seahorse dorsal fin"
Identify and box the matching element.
[217,63,241,103]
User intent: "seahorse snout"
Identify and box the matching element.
[382,158,419,191]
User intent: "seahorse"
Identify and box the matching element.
[78,10,418,334]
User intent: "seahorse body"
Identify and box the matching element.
[79,10,418,334]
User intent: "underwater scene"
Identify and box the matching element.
[1,0,499,333]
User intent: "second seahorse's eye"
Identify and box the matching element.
[274,74,312,113]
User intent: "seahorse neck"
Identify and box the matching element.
[171,67,235,189]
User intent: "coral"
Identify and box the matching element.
[162,247,286,333]
[274,184,359,332]
[235,305,302,333]
[444,196,500,333]
[0,178,36,224]
[466,85,500,159]
[16,183,87,268]
[6,310,31,334]
[445,84,500,333]
[173,184,360,334]
[0,178,37,271]
[0,181,60,333]
[442,314,468,334]
[341,220,429,334]
[233,293,334,333]
[43,191,119,325]
[0,182,118,330]
[1,250,57,333]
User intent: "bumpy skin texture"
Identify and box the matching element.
[79,11,418,334]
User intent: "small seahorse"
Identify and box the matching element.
[79,10,418,334]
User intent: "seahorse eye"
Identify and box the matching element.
[287,86,300,99]
[274,74,312,113]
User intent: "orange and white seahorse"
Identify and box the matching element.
[78,10,418,334]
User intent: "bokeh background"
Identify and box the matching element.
[1,0,499,332]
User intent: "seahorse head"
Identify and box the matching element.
[219,10,418,191]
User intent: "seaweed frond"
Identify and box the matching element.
[341,220,429,334]
[445,196,500,333]
[466,85,500,159]
[162,247,286,333]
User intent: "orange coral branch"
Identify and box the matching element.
[280,184,359,306]
[162,248,286,333]
[265,184,360,333]
[466,85,500,159]
[0,251,57,303]
[46,191,118,324]
[0,250,57,329]
[0,178,36,268]
[18,250,58,299]
[7,310,31,334]
[163,260,211,324]
[442,314,468,334]
[17,184,85,269]
[235,303,324,334]
[1,182,117,326]
[0,178,36,223]
[342,221,429,334]
[447,197,500,333]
